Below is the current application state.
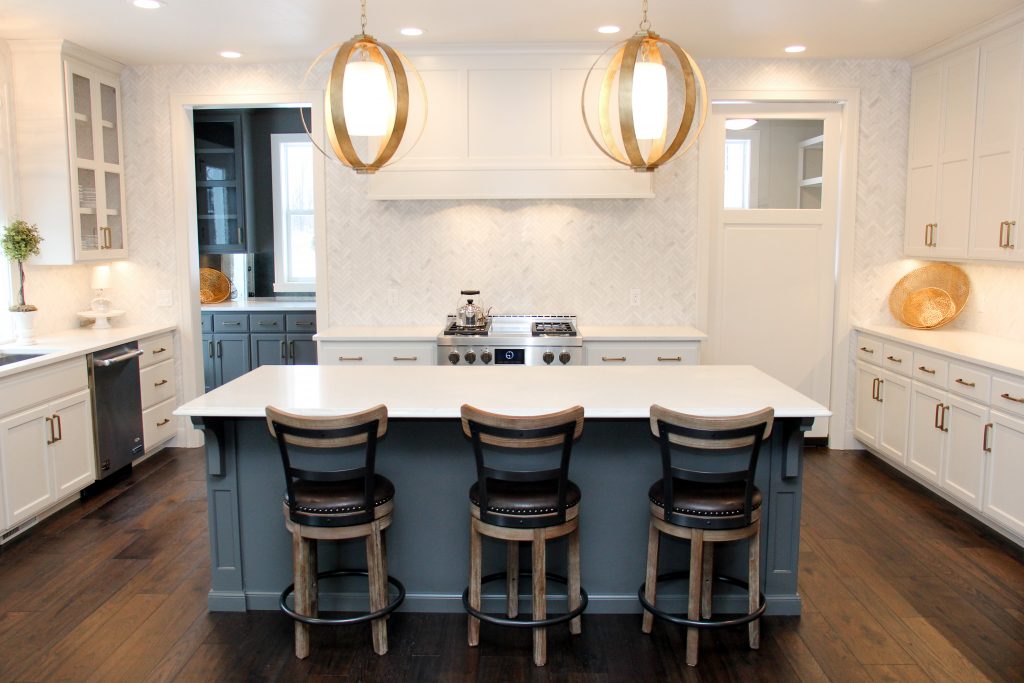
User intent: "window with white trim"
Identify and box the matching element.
[271,133,316,293]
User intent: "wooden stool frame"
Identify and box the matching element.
[638,406,773,668]
[461,405,588,667]
[268,405,404,659]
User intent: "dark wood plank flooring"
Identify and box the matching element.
[0,446,1021,682]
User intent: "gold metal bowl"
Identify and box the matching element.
[199,268,232,304]
[888,263,969,329]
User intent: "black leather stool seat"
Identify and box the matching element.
[286,474,395,516]
[648,477,762,518]
[470,479,581,516]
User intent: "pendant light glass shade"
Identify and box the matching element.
[342,59,393,137]
[631,60,667,140]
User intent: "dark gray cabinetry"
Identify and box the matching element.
[194,112,252,254]
[201,310,316,391]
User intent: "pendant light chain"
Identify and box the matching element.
[360,0,368,35]
[639,0,651,32]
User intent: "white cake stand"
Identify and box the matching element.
[77,309,125,329]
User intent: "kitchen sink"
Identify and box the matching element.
[0,351,48,366]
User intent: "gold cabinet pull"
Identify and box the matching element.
[601,356,627,362]
[154,379,168,387]
[871,377,879,401]
[392,356,418,361]
[1000,392,1024,404]
[876,378,884,402]
[886,355,902,363]
[46,416,55,445]
[657,356,682,362]
[338,356,363,361]
[153,347,167,354]
[983,422,993,453]
[918,366,936,374]
[955,378,976,388]
[859,346,874,354]
[925,223,938,247]
[940,404,949,433]
[934,402,944,429]
[1000,220,1016,249]
[156,418,170,427]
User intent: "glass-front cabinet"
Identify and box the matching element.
[66,60,127,260]
[194,113,248,253]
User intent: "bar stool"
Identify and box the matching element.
[266,404,405,659]
[460,404,589,667]
[638,405,774,667]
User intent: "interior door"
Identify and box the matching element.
[705,105,841,438]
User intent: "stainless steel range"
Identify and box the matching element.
[436,315,582,366]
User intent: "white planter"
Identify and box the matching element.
[12,310,37,345]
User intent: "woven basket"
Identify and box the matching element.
[199,268,232,304]
[888,263,969,329]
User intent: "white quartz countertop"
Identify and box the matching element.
[175,364,830,420]
[202,298,315,312]
[576,325,707,341]
[0,324,176,379]
[854,323,1024,377]
[315,326,441,342]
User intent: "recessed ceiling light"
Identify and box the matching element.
[784,45,807,54]
[725,118,758,131]
[219,51,242,59]
[400,27,424,37]
[597,25,621,34]
[130,0,163,8]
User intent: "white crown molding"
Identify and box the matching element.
[910,5,1024,66]
[7,38,125,74]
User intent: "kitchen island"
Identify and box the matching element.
[175,365,829,616]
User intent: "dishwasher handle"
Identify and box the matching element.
[93,349,144,367]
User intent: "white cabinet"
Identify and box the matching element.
[969,29,1024,260]
[318,341,436,366]
[0,404,57,527]
[9,40,127,264]
[138,333,177,453]
[941,394,989,510]
[908,382,948,482]
[51,390,96,498]
[853,361,909,465]
[985,410,1024,537]
[905,47,979,258]
[583,341,701,366]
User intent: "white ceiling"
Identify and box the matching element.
[1,0,1022,65]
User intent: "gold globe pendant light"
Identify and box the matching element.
[582,0,708,172]
[321,0,424,174]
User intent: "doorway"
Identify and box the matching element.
[701,102,845,440]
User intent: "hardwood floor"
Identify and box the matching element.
[0,446,1021,682]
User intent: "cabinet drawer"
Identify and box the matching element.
[140,360,176,409]
[201,315,213,334]
[142,398,177,452]
[286,313,317,333]
[139,333,174,368]
[250,314,285,332]
[212,314,248,333]
[0,358,88,418]
[912,351,948,387]
[584,342,700,366]
[856,334,883,365]
[881,342,913,376]
[319,342,435,365]
[948,363,991,402]
[992,376,1024,418]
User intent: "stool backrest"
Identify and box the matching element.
[266,404,388,526]
[649,405,774,527]
[461,404,584,528]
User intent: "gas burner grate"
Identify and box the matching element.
[445,322,489,336]
[532,321,575,337]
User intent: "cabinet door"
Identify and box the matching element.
[907,382,946,483]
[853,362,880,447]
[940,395,988,510]
[0,405,56,526]
[969,30,1024,260]
[878,370,910,464]
[51,390,96,499]
[288,335,318,365]
[215,335,251,385]
[985,410,1024,537]
[933,48,979,258]
[202,334,216,392]
[905,64,942,257]
[194,114,246,254]
[251,333,288,368]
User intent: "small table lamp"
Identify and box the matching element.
[91,265,112,313]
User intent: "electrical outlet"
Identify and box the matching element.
[387,288,399,306]
[156,289,173,307]
[630,289,641,306]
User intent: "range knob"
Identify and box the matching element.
[543,351,555,365]
[559,351,571,365]
[448,351,460,365]
[465,350,477,364]
[481,351,493,364]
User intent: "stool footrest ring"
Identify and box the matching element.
[638,570,766,629]
[280,569,405,626]
[463,571,588,628]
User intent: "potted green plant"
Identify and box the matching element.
[1,219,43,344]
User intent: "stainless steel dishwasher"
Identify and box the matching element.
[88,342,145,478]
